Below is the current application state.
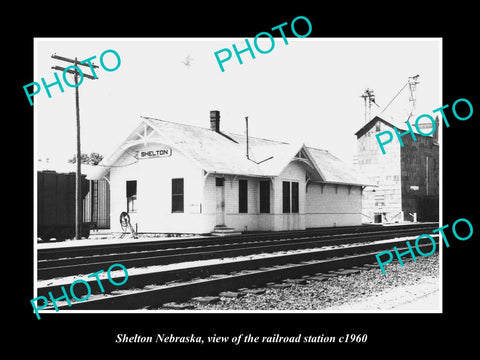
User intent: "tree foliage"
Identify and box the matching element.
[68,152,104,165]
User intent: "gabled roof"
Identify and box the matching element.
[355,114,429,139]
[142,117,302,177]
[306,147,372,186]
[97,116,371,186]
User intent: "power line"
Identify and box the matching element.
[379,82,409,115]
[379,75,421,118]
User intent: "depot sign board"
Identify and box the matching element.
[138,147,172,159]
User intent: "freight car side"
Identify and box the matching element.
[37,171,91,241]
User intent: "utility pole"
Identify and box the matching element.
[51,54,99,240]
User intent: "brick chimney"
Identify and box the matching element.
[210,110,220,132]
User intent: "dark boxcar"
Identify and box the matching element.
[37,171,91,241]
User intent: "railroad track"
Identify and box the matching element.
[36,224,439,311]
[38,223,435,260]
[37,223,438,280]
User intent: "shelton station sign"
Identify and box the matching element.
[137,147,172,159]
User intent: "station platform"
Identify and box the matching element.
[36,231,205,249]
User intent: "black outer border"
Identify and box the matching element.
[15,4,478,355]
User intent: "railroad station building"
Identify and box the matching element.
[354,115,439,223]
[97,111,371,234]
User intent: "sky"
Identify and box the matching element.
[34,38,441,166]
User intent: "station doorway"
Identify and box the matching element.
[216,178,225,226]
[374,213,385,223]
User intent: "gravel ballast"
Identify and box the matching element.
[187,253,440,311]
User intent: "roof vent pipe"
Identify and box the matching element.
[244,115,274,165]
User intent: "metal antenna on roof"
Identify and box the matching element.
[407,74,420,121]
[360,88,380,123]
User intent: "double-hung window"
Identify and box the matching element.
[126,180,137,213]
[239,179,248,213]
[172,178,184,213]
[282,181,299,213]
